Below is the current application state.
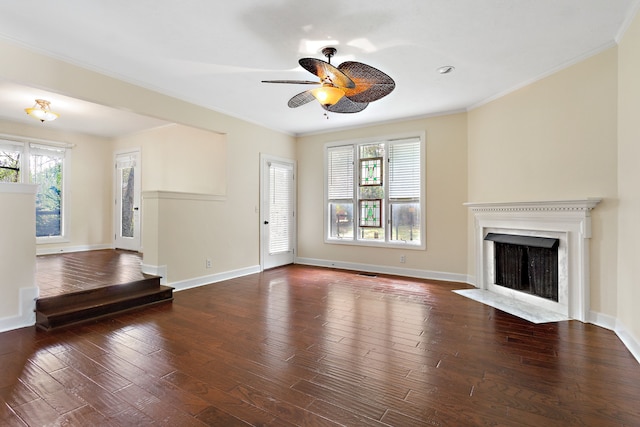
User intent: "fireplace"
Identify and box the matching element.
[486,233,559,301]
[465,199,601,322]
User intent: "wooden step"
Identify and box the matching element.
[35,276,173,331]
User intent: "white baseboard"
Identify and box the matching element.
[295,257,468,284]
[614,322,640,365]
[168,265,261,292]
[37,243,113,256]
[588,310,617,330]
[0,287,38,333]
[141,264,168,285]
[579,310,640,365]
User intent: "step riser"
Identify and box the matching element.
[36,290,173,330]
[36,277,161,311]
[35,277,173,331]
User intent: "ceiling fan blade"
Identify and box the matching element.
[261,80,320,85]
[323,97,369,114]
[338,61,395,103]
[299,58,356,89]
[287,90,316,108]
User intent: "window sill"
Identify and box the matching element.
[36,236,69,245]
[325,238,425,251]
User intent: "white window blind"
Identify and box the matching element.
[389,139,420,199]
[269,162,293,254]
[328,145,354,200]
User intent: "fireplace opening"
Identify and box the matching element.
[485,233,559,302]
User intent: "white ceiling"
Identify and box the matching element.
[0,1,638,137]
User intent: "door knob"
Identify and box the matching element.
[264,221,269,225]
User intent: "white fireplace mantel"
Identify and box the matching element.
[465,199,602,322]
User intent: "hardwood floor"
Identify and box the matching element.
[34,250,172,331]
[2,264,639,426]
[36,250,146,299]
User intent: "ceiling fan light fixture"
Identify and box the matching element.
[25,99,59,122]
[310,85,345,107]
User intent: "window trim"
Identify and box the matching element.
[324,132,426,250]
[0,135,72,244]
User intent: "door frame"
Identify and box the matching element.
[113,148,141,252]
[260,153,297,271]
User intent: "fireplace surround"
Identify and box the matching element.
[465,199,601,322]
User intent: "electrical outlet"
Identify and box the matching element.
[206,259,212,269]
[400,255,406,263]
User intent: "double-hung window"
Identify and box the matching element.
[325,136,424,248]
[0,138,70,242]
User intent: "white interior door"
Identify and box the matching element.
[261,155,296,270]
[114,150,141,251]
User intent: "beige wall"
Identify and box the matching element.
[467,47,619,316]
[2,25,639,356]
[114,124,227,195]
[617,11,640,345]
[0,120,113,253]
[0,184,36,326]
[0,40,296,287]
[296,113,468,276]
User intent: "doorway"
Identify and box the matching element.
[114,150,141,251]
[260,154,296,270]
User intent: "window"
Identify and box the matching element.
[0,141,22,183]
[0,138,70,242]
[325,136,424,248]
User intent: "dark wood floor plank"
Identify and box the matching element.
[10,398,59,427]
[52,404,116,427]
[114,383,208,426]
[161,370,277,425]
[0,259,638,426]
[292,379,387,421]
[0,401,27,427]
[307,398,390,427]
[229,384,341,427]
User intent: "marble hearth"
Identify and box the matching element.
[463,199,601,323]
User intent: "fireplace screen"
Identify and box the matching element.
[485,233,559,302]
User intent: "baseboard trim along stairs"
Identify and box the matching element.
[35,275,173,331]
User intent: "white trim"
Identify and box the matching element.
[0,133,75,149]
[589,310,617,330]
[589,310,640,365]
[0,287,38,333]
[464,198,602,212]
[614,322,640,365]
[466,199,601,322]
[32,141,72,244]
[260,153,297,271]
[141,264,167,285]
[1,137,72,243]
[323,132,427,250]
[36,243,113,256]
[114,149,142,252]
[616,1,640,43]
[170,265,261,292]
[467,41,617,112]
[142,190,226,202]
[295,257,467,283]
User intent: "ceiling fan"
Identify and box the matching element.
[262,47,395,114]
